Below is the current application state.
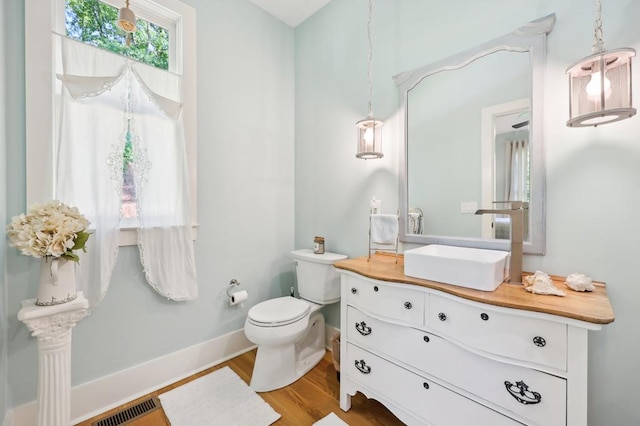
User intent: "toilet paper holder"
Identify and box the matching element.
[227,278,248,307]
[226,278,241,297]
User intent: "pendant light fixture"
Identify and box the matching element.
[356,0,383,159]
[117,0,137,46]
[566,0,636,127]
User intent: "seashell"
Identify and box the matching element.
[565,273,594,292]
[524,271,566,297]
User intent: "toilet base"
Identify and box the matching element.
[250,312,325,392]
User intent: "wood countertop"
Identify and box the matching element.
[334,252,615,325]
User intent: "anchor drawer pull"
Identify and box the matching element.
[505,380,542,405]
[355,321,372,336]
[355,359,371,374]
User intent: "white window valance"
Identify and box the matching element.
[57,36,183,120]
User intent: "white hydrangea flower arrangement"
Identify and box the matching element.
[6,200,90,262]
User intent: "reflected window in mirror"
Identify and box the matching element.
[482,99,531,242]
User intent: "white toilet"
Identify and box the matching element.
[244,249,347,392]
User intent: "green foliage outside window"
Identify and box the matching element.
[123,128,134,167]
[65,0,169,70]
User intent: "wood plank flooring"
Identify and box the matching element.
[75,349,405,426]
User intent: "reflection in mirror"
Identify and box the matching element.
[407,50,529,240]
[482,99,531,242]
[395,14,555,254]
[408,207,423,234]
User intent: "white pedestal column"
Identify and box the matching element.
[18,292,89,426]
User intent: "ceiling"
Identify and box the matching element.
[249,0,333,27]
[495,110,530,134]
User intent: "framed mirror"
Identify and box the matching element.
[394,14,555,255]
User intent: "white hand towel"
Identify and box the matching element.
[370,214,398,245]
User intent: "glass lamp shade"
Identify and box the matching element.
[356,117,383,159]
[117,6,137,33]
[566,48,636,127]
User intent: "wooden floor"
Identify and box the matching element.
[75,349,405,426]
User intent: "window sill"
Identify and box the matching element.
[117,224,200,247]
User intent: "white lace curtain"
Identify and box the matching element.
[55,34,197,308]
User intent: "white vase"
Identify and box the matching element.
[36,257,77,306]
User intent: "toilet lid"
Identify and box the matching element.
[248,297,310,325]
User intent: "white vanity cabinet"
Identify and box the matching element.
[336,254,614,426]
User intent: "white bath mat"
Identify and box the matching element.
[158,366,281,426]
[313,412,349,426]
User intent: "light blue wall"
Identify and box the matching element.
[3,0,25,420]
[0,0,8,422]
[4,0,295,409]
[295,1,640,425]
[294,0,399,254]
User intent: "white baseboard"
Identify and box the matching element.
[5,324,341,426]
[2,410,13,426]
[6,328,255,426]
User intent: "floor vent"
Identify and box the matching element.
[91,396,160,426]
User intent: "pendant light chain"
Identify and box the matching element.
[592,0,605,53]
[355,0,383,159]
[366,0,374,119]
[126,0,133,48]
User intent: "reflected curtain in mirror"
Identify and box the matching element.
[493,137,530,241]
[504,139,529,203]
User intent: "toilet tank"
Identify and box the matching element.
[290,249,347,304]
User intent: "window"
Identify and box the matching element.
[26,0,197,245]
[65,0,170,71]
[65,0,172,220]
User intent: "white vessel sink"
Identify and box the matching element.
[404,245,509,291]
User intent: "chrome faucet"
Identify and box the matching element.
[475,201,529,284]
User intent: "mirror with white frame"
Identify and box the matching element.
[394,14,555,254]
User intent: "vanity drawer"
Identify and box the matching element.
[348,306,566,426]
[405,328,566,426]
[344,275,424,326]
[347,306,419,355]
[428,294,567,370]
[345,343,521,426]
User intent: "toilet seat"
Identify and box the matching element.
[247,297,310,327]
